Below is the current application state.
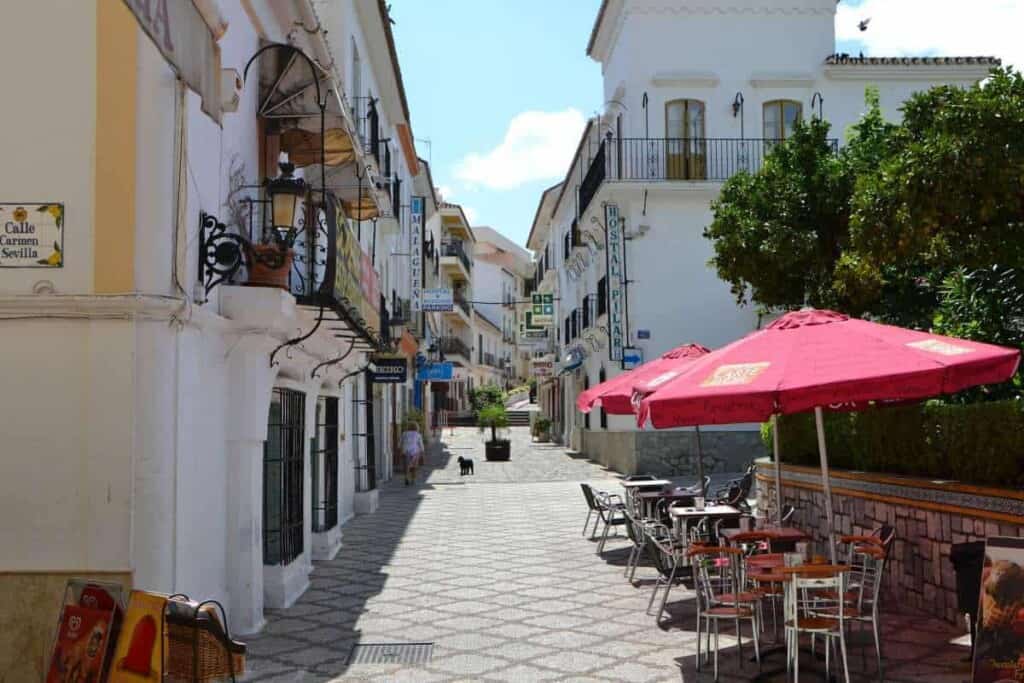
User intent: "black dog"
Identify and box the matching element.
[457,456,474,476]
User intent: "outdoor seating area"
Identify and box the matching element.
[580,474,974,681]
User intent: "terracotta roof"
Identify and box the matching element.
[825,54,1001,66]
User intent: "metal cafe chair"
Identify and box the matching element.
[643,522,689,624]
[690,546,761,679]
[785,566,851,683]
[836,538,888,681]
[594,489,627,554]
[621,504,649,582]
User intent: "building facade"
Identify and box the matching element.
[531,0,997,473]
[0,0,435,675]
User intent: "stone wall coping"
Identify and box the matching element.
[756,457,1024,525]
[756,457,1024,501]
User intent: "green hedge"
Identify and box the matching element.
[761,399,1024,488]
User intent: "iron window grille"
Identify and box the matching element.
[264,388,306,566]
[597,277,608,317]
[312,396,339,533]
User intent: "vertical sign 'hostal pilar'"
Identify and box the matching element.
[410,196,424,315]
[605,203,625,361]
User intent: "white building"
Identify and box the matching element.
[472,226,534,388]
[0,0,433,673]
[535,0,997,473]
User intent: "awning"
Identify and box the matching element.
[281,128,356,167]
[342,196,381,221]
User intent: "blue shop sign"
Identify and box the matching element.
[623,347,644,370]
[416,362,453,382]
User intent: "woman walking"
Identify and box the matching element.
[401,421,425,486]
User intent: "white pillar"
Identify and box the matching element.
[225,339,276,634]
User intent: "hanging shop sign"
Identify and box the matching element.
[416,361,454,382]
[637,329,651,340]
[605,203,626,361]
[422,288,453,311]
[122,0,222,123]
[519,323,548,345]
[0,203,63,268]
[531,293,555,326]
[623,347,644,370]
[333,205,380,332]
[410,196,424,312]
[532,361,554,378]
[369,356,407,384]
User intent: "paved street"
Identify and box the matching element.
[244,427,970,682]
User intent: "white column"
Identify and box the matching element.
[225,339,276,634]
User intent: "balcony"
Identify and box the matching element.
[453,289,471,318]
[441,239,473,275]
[438,336,472,363]
[482,352,500,368]
[579,137,839,217]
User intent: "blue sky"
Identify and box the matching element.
[391,0,1020,251]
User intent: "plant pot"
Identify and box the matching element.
[485,440,511,461]
[246,244,293,289]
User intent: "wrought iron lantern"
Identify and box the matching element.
[265,160,307,246]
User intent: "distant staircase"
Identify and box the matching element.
[506,410,531,427]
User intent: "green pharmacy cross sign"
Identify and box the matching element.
[531,293,554,327]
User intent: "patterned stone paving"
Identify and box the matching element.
[243,427,973,682]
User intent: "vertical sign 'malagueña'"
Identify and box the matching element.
[410,196,424,315]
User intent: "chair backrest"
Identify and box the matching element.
[852,546,886,612]
[688,515,712,546]
[644,522,678,579]
[873,524,895,552]
[623,505,644,545]
[789,569,846,626]
[690,546,744,610]
[580,483,599,512]
[780,504,795,524]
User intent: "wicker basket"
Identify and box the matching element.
[165,599,246,682]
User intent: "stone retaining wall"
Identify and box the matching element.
[583,429,764,476]
[757,461,1024,625]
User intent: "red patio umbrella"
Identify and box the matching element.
[576,343,710,415]
[576,343,710,493]
[635,309,1020,560]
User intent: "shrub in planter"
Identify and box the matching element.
[478,404,511,461]
[532,416,552,442]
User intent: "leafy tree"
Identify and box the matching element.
[704,118,850,310]
[477,404,509,443]
[932,266,1024,400]
[839,68,1024,304]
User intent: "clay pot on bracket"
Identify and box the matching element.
[246,243,293,290]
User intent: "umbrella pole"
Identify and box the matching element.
[814,406,838,564]
[694,425,706,497]
[771,414,784,524]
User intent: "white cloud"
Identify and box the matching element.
[453,109,587,190]
[836,0,1023,69]
[462,206,479,224]
[436,185,454,203]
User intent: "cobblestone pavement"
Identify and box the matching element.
[243,427,971,682]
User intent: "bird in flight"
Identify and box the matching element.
[858,17,871,31]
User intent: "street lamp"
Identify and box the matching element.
[265,159,307,247]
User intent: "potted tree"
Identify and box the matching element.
[532,416,552,443]
[247,160,306,289]
[479,404,511,461]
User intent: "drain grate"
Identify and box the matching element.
[347,642,434,665]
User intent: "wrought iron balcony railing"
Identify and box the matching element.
[483,352,499,368]
[579,137,839,217]
[453,289,471,317]
[438,335,472,360]
[441,239,473,273]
